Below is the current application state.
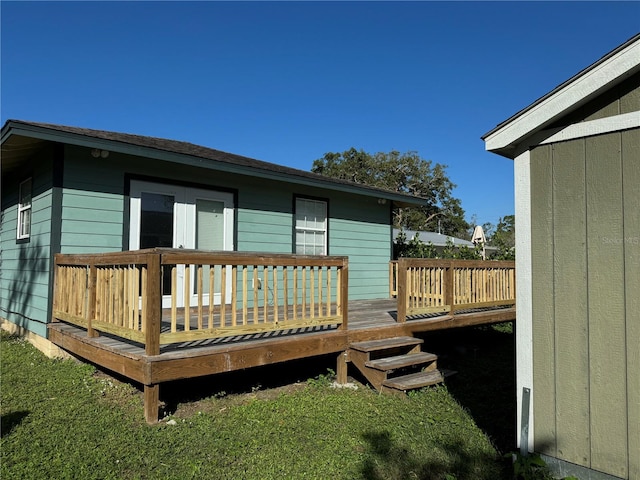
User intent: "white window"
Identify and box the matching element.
[295,197,327,255]
[17,178,32,240]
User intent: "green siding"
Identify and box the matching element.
[530,128,639,478]
[552,139,590,466]
[60,145,124,254]
[236,177,391,299]
[2,142,396,337]
[619,79,640,115]
[622,128,640,480]
[585,133,627,477]
[530,144,556,456]
[330,193,390,300]
[0,153,54,337]
[59,145,393,300]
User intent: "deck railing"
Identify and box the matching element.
[53,249,349,355]
[394,258,515,322]
[389,260,399,297]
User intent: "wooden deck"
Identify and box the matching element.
[48,298,514,421]
[49,250,515,422]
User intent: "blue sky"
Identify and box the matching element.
[2,1,638,232]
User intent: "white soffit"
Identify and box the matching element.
[484,37,640,156]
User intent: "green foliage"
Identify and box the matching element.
[507,452,552,480]
[394,231,439,259]
[306,368,335,388]
[506,451,580,480]
[484,215,515,260]
[312,148,469,237]
[394,232,483,260]
[1,331,511,479]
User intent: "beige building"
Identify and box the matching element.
[484,34,639,480]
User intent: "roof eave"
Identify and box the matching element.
[1,120,429,207]
[483,33,640,159]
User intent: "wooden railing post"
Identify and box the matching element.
[340,258,349,330]
[444,261,454,314]
[144,251,161,356]
[87,263,98,337]
[389,261,397,297]
[52,255,61,324]
[397,258,407,323]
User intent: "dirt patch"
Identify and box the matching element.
[168,381,311,419]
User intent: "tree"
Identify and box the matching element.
[311,148,469,236]
[484,215,515,260]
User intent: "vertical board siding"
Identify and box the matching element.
[619,79,640,114]
[530,145,557,455]
[531,127,639,477]
[585,133,628,477]
[622,128,640,480]
[551,140,591,465]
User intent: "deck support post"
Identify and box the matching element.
[336,350,348,384]
[144,384,160,424]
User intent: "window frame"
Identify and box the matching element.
[294,195,329,256]
[17,177,33,240]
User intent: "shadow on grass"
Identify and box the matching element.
[360,430,506,480]
[419,322,517,455]
[1,410,30,438]
[159,353,338,416]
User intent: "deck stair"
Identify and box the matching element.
[348,336,451,395]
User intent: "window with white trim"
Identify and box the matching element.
[17,178,32,240]
[295,197,327,255]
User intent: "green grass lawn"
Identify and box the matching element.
[1,326,515,480]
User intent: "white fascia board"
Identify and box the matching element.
[485,40,640,155]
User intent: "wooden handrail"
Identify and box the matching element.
[53,249,348,350]
[395,258,515,322]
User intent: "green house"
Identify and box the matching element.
[484,34,639,480]
[1,120,425,353]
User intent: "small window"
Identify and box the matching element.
[295,197,327,255]
[17,178,32,240]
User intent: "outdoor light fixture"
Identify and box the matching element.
[91,148,110,158]
[377,198,387,205]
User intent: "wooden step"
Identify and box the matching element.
[382,369,445,391]
[350,336,423,353]
[365,352,437,372]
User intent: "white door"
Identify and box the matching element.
[129,180,234,308]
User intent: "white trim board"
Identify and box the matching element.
[485,38,640,155]
[514,150,534,451]
[535,111,640,146]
